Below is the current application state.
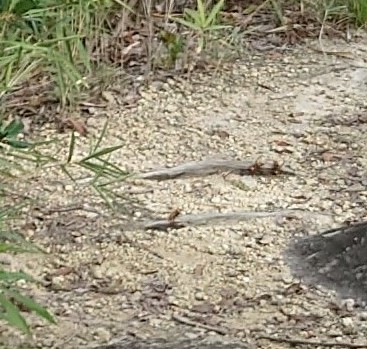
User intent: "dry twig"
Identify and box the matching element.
[137,159,295,181]
[143,210,298,231]
[116,209,331,232]
[172,314,229,336]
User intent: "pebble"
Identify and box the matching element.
[341,317,354,328]
[94,327,111,342]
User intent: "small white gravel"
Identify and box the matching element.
[2,37,367,349]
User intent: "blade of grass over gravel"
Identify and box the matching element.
[67,131,76,163]
[3,289,56,324]
[92,118,110,154]
[0,293,29,334]
[0,270,35,283]
[82,145,124,162]
[0,116,128,333]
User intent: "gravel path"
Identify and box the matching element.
[2,38,367,349]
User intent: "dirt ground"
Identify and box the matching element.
[1,36,367,349]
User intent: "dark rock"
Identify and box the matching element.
[285,221,367,303]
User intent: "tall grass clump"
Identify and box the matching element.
[0,0,124,107]
[347,0,367,26]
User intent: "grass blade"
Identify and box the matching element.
[3,289,56,324]
[0,270,34,283]
[67,131,76,163]
[81,145,123,162]
[92,118,109,154]
[197,0,206,26]
[205,0,225,27]
[0,293,29,333]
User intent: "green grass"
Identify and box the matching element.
[0,0,122,107]
[305,0,367,28]
[348,0,367,26]
[1,0,366,111]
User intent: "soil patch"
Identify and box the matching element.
[1,37,367,349]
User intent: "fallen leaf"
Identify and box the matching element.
[321,151,342,162]
[213,130,230,139]
[193,264,205,277]
[283,282,305,296]
[101,90,116,105]
[49,266,75,277]
[168,208,181,222]
[274,139,292,146]
[65,118,88,136]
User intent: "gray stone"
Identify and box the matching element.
[286,221,367,303]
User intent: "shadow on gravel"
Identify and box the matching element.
[286,221,367,303]
[90,338,249,349]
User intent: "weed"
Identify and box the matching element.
[171,0,231,53]
[307,0,367,28]
[0,0,119,107]
[159,30,185,67]
[0,119,55,333]
[0,117,127,333]
[348,0,367,26]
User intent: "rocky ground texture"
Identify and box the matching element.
[1,36,367,349]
